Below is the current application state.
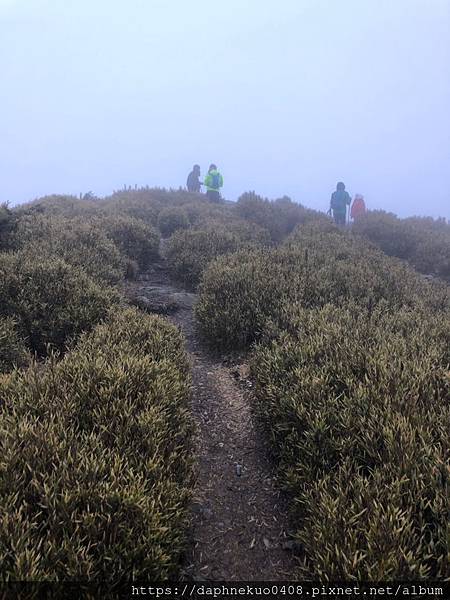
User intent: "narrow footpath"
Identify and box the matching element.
[124,251,297,581]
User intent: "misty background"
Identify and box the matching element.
[1,0,449,217]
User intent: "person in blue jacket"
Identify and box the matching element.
[329,182,351,225]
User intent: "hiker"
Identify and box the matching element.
[350,194,367,222]
[204,164,223,202]
[328,182,351,225]
[186,164,202,193]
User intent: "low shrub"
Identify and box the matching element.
[100,192,162,226]
[182,200,231,226]
[286,219,352,246]
[404,217,450,280]
[0,308,193,581]
[0,204,16,251]
[195,248,283,347]
[195,216,450,579]
[14,195,101,219]
[221,218,271,246]
[100,188,210,229]
[0,317,29,374]
[13,214,126,284]
[98,214,160,271]
[413,233,450,280]
[353,211,417,258]
[353,211,450,280]
[195,231,439,350]
[0,251,118,356]
[251,302,449,579]
[166,220,270,289]
[157,206,190,237]
[236,192,328,242]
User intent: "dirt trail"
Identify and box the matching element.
[124,254,297,581]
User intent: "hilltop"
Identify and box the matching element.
[0,188,448,583]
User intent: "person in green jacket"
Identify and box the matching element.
[328,182,351,225]
[204,164,223,202]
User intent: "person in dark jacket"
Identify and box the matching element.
[329,182,351,225]
[186,164,202,193]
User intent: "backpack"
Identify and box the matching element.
[331,190,349,212]
[210,172,220,189]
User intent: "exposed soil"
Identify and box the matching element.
[123,252,298,581]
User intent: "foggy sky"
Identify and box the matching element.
[1,0,449,217]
